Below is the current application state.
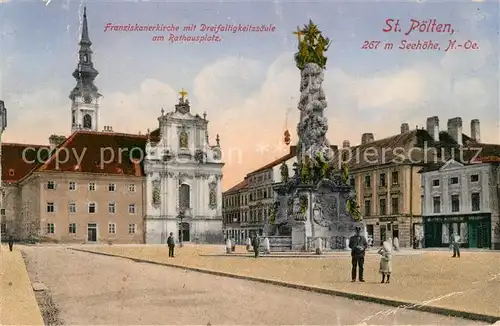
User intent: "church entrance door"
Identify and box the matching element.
[179,222,190,242]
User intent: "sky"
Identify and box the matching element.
[0,0,499,190]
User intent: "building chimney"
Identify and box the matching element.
[470,119,480,142]
[361,133,374,145]
[447,117,463,146]
[342,140,350,148]
[400,123,409,134]
[49,135,67,150]
[426,116,440,142]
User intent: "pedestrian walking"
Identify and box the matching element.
[348,226,368,282]
[8,235,14,252]
[378,241,393,283]
[451,232,461,258]
[167,232,175,257]
[252,234,261,258]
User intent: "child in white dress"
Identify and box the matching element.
[378,241,393,283]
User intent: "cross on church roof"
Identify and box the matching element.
[179,88,188,100]
[292,26,303,42]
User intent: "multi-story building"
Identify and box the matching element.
[224,116,498,249]
[222,146,297,243]
[421,155,500,249]
[1,7,224,245]
[343,117,490,248]
[1,131,148,243]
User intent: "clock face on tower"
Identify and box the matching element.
[84,94,92,104]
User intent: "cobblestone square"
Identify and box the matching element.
[84,244,500,319]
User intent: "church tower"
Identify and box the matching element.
[70,6,101,133]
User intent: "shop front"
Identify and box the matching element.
[364,216,413,248]
[423,214,491,249]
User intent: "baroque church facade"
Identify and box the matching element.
[1,6,224,244]
[144,92,224,244]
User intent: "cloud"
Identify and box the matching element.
[3,45,499,189]
[0,0,12,3]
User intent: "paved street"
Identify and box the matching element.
[22,246,485,325]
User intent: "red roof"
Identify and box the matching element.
[1,143,47,182]
[248,146,297,175]
[223,179,249,194]
[38,130,148,176]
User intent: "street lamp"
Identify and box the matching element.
[178,209,185,247]
[0,101,7,243]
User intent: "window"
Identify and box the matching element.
[364,176,371,188]
[179,184,190,209]
[47,202,55,213]
[69,223,76,234]
[1,223,6,234]
[88,202,96,213]
[433,196,441,213]
[128,184,136,192]
[391,172,399,185]
[379,173,386,187]
[0,208,5,216]
[128,204,136,214]
[68,202,76,213]
[108,223,116,234]
[108,202,116,214]
[108,183,116,192]
[47,181,56,190]
[349,178,355,187]
[470,174,479,182]
[46,223,55,234]
[88,182,96,191]
[364,199,371,216]
[450,177,459,185]
[451,195,460,212]
[379,197,386,215]
[432,179,440,187]
[471,193,480,211]
[128,224,136,234]
[391,197,399,214]
[69,181,76,191]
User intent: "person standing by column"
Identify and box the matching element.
[8,235,14,252]
[167,232,175,258]
[252,234,261,258]
[451,232,461,258]
[349,226,368,282]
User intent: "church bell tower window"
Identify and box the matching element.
[83,114,92,129]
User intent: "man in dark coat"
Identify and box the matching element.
[8,235,14,252]
[251,234,260,258]
[167,232,175,258]
[348,226,368,282]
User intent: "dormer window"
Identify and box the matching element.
[8,169,14,176]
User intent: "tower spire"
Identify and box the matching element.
[70,6,101,133]
[80,6,91,46]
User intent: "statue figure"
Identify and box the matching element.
[292,162,300,179]
[179,131,188,148]
[152,186,160,206]
[280,161,289,183]
[294,20,331,71]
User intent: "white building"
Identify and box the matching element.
[421,158,500,249]
[144,91,224,244]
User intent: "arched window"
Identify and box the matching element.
[83,114,92,129]
[179,184,190,209]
